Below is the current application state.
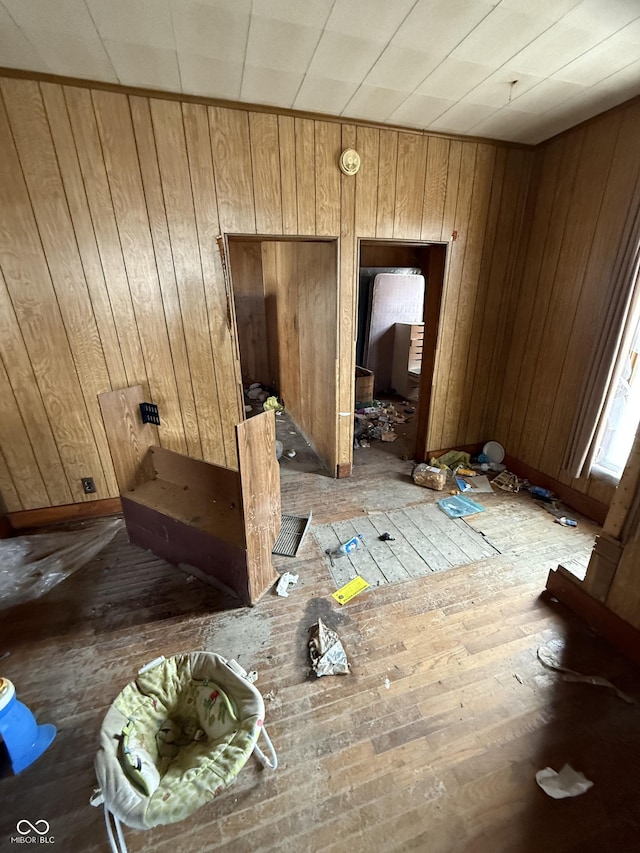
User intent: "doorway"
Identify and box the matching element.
[227,237,339,476]
[356,240,447,463]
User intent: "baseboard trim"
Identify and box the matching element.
[0,516,12,538]
[546,567,640,666]
[8,497,122,530]
[505,455,608,524]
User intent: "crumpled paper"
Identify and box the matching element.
[308,618,349,677]
[535,764,593,799]
[276,572,299,597]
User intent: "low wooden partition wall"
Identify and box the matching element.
[99,386,280,605]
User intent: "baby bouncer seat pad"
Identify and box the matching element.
[95,651,266,829]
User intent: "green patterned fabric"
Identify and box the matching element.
[95,652,265,829]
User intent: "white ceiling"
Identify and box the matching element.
[1,0,640,144]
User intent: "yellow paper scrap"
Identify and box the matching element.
[332,575,370,605]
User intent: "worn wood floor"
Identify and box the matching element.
[1,443,639,853]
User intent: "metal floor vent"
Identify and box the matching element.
[272,513,312,557]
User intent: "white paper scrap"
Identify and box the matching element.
[276,572,299,597]
[535,764,593,799]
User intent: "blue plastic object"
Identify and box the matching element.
[0,678,56,774]
[437,495,485,518]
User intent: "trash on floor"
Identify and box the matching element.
[263,395,285,412]
[325,533,365,565]
[354,400,404,446]
[437,494,485,518]
[276,572,299,597]
[535,764,593,799]
[378,532,395,541]
[429,450,471,470]
[455,473,494,494]
[332,575,370,605]
[0,518,123,609]
[285,449,296,458]
[491,470,522,492]
[309,618,350,676]
[537,646,634,703]
[412,463,447,491]
[555,516,578,527]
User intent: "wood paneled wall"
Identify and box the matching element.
[495,99,640,509]
[0,74,532,512]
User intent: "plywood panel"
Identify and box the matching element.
[129,96,202,460]
[295,118,316,235]
[92,89,187,455]
[394,132,428,240]
[98,386,156,492]
[0,269,71,506]
[0,444,20,513]
[40,82,126,392]
[376,130,398,238]
[0,357,49,509]
[236,410,280,601]
[278,115,298,235]
[149,97,227,465]
[339,124,358,474]
[63,85,148,391]
[422,137,450,241]
[228,240,270,384]
[184,102,243,465]
[1,78,116,498]
[355,126,379,238]
[520,118,621,471]
[0,86,107,504]
[428,142,477,450]
[249,112,282,234]
[315,120,341,236]
[209,106,256,234]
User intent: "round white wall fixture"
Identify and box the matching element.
[339,148,361,175]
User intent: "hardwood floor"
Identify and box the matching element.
[1,444,639,852]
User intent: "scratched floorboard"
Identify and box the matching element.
[1,440,639,853]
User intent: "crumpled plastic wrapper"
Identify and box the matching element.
[0,518,123,609]
[535,764,593,799]
[276,571,299,597]
[308,617,349,677]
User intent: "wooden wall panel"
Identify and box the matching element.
[0,87,108,504]
[496,99,640,507]
[0,271,71,506]
[315,121,341,236]
[63,86,148,390]
[1,78,117,498]
[295,118,316,235]
[129,96,202,460]
[40,83,127,392]
[93,89,190,460]
[228,240,270,385]
[149,98,227,465]
[183,103,243,465]
[394,132,427,239]
[422,137,450,241]
[0,73,538,511]
[249,112,282,234]
[339,124,358,474]
[376,130,398,238]
[209,106,256,234]
[278,115,298,235]
[355,126,379,237]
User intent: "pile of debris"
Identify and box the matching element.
[354,400,414,448]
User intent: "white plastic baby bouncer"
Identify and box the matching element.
[91,652,277,853]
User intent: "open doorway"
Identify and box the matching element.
[356,240,447,463]
[226,237,338,476]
